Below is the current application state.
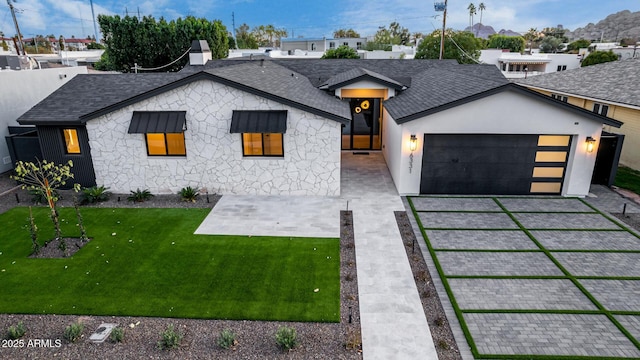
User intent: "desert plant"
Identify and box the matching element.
[110,327,124,343]
[63,322,84,342]
[12,159,79,243]
[179,186,199,202]
[158,325,183,350]
[345,328,361,350]
[7,321,26,340]
[275,326,298,350]
[80,185,111,204]
[216,328,237,349]
[29,188,59,205]
[28,206,39,254]
[127,188,153,202]
[74,200,89,242]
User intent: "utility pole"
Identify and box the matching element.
[439,0,448,60]
[90,0,99,41]
[232,12,237,49]
[7,0,25,55]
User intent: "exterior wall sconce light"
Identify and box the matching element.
[409,134,418,152]
[586,136,596,153]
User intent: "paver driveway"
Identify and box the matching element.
[407,196,640,359]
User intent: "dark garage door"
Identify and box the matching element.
[420,134,570,195]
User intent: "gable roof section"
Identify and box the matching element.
[17,73,186,125]
[385,65,509,123]
[516,58,640,108]
[320,67,406,90]
[18,61,351,126]
[203,61,350,123]
[390,82,622,128]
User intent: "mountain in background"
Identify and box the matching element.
[464,23,521,39]
[566,10,640,41]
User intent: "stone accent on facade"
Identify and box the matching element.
[86,79,342,195]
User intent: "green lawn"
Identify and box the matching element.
[0,207,340,322]
[615,166,640,195]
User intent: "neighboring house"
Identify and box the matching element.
[281,37,367,53]
[62,38,93,51]
[517,58,640,171]
[15,41,620,197]
[480,49,582,79]
[1,66,88,173]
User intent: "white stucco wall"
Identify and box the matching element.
[0,66,88,173]
[384,89,603,197]
[86,79,342,196]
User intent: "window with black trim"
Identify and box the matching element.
[146,133,186,156]
[242,133,283,156]
[556,65,567,71]
[593,103,609,116]
[63,129,81,154]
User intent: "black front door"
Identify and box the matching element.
[341,98,381,150]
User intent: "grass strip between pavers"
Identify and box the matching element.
[407,196,481,358]
[576,276,640,281]
[433,249,544,253]
[461,309,604,314]
[579,198,640,240]
[494,198,640,352]
[445,275,569,280]
[0,207,341,323]
[407,195,640,359]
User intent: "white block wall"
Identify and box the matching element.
[86,79,342,195]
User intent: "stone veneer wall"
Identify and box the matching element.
[85,79,342,195]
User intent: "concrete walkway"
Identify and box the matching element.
[342,153,437,359]
[195,152,437,359]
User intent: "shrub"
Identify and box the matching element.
[110,327,124,343]
[179,186,199,202]
[63,322,84,343]
[127,188,153,202]
[275,326,298,351]
[158,325,183,350]
[216,328,237,349]
[81,185,111,204]
[345,328,361,350]
[7,321,26,340]
[29,188,59,205]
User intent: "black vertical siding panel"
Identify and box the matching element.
[36,126,97,188]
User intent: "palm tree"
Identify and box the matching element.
[524,27,538,54]
[467,3,476,31]
[477,3,486,36]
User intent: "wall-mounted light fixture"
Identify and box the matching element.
[586,136,596,153]
[409,134,418,152]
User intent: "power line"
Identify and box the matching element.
[132,47,191,72]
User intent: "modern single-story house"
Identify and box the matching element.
[15,41,622,197]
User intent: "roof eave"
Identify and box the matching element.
[392,83,623,128]
[79,71,351,125]
[327,74,404,91]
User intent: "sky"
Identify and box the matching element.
[1,0,640,40]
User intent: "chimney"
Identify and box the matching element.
[189,40,212,66]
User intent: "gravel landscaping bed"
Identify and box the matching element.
[612,213,640,233]
[395,211,462,360]
[0,179,361,358]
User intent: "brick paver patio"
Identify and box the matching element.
[407,196,640,359]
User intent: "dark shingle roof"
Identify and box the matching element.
[17,73,187,125]
[516,58,640,108]
[19,57,616,129]
[385,65,509,122]
[204,61,351,122]
[320,67,405,90]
